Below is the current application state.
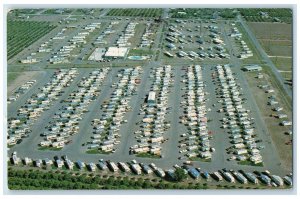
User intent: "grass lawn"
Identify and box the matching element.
[136,153,161,159]
[128,48,154,56]
[7,72,21,84]
[260,41,292,57]
[280,72,292,81]
[38,146,62,151]
[189,157,212,162]
[270,57,292,71]
[238,160,263,167]
[86,149,111,154]
[129,23,147,47]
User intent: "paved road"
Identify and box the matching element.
[162,65,181,161]
[203,65,228,167]
[162,8,169,19]
[237,15,292,98]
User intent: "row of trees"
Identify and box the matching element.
[7,20,56,60]
[238,8,292,24]
[107,9,162,17]
[8,168,209,190]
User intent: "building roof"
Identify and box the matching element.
[243,65,262,71]
[148,91,156,102]
[105,47,128,57]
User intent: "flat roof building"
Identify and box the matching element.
[243,65,262,72]
[104,47,128,58]
[148,91,156,104]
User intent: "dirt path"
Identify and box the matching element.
[268,55,292,59]
[7,71,42,95]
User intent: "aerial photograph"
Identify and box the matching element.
[6,7,293,191]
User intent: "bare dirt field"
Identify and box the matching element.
[7,71,42,95]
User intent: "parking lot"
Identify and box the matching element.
[7,10,292,187]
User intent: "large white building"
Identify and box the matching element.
[148,91,156,104]
[104,47,128,58]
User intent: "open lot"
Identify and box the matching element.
[6,8,293,190]
[7,71,42,94]
[244,70,292,172]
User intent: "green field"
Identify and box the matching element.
[7,20,56,60]
[106,9,162,17]
[136,153,161,159]
[270,57,292,71]
[128,48,154,56]
[38,146,62,151]
[7,72,21,84]
[86,149,111,154]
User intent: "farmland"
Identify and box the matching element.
[106,9,163,17]
[7,20,56,60]
[238,8,292,23]
[248,22,292,81]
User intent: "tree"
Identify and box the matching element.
[173,168,188,182]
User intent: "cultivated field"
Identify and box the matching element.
[7,20,56,60]
[248,22,292,40]
[248,22,293,81]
